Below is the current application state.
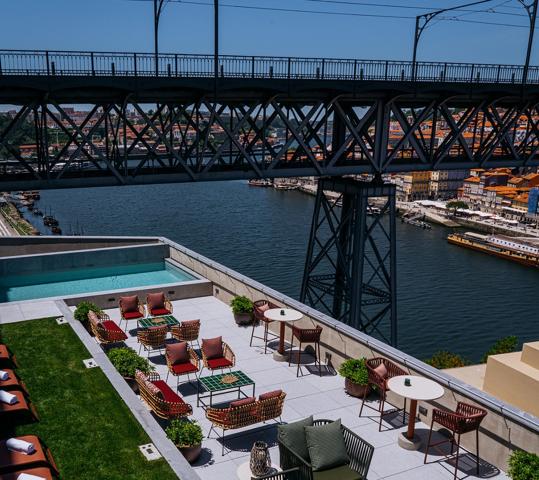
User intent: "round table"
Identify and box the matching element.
[236,462,280,479]
[264,308,303,361]
[387,375,444,450]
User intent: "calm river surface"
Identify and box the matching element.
[29,181,539,362]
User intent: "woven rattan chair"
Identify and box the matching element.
[279,419,374,480]
[201,338,236,374]
[171,320,201,349]
[250,300,279,353]
[288,325,323,377]
[359,357,407,431]
[206,391,286,454]
[146,292,173,317]
[135,370,193,420]
[119,295,145,329]
[88,310,127,345]
[137,326,167,357]
[165,343,200,387]
[424,402,487,480]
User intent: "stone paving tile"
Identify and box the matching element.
[0,300,62,324]
[101,297,508,480]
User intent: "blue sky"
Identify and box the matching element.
[0,0,536,65]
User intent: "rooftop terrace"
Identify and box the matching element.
[1,235,538,480]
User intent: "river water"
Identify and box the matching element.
[26,180,539,362]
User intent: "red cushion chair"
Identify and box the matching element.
[165,342,200,387]
[201,338,236,373]
[119,295,145,328]
[146,292,173,317]
[88,311,127,345]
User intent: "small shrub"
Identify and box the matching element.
[481,336,518,363]
[166,419,203,447]
[74,301,101,323]
[338,358,369,386]
[230,296,253,315]
[107,347,153,378]
[425,351,468,369]
[508,450,539,480]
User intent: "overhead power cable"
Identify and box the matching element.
[126,0,532,28]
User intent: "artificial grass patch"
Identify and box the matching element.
[0,318,178,480]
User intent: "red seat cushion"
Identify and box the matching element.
[151,308,171,316]
[152,380,184,403]
[259,389,283,401]
[171,362,198,375]
[167,342,189,364]
[102,320,124,334]
[207,357,233,370]
[202,336,223,360]
[147,292,166,309]
[123,311,143,320]
[120,295,139,313]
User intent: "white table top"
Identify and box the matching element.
[264,308,303,322]
[237,462,280,480]
[387,375,444,401]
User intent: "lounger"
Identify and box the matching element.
[2,466,55,479]
[0,345,18,369]
[0,391,38,423]
[0,369,29,395]
[0,436,57,475]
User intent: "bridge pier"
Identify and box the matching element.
[300,177,397,346]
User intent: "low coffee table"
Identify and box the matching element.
[138,315,179,329]
[197,370,255,409]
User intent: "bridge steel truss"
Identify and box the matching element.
[2,89,539,190]
[3,71,539,345]
[300,178,397,346]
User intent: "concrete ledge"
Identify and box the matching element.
[54,300,200,480]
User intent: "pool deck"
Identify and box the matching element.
[100,296,509,480]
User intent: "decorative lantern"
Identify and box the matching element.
[250,441,271,477]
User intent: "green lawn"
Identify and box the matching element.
[0,318,178,480]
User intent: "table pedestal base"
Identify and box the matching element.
[397,432,421,451]
[272,351,288,362]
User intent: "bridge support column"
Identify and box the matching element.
[300,177,397,346]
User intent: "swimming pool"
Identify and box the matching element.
[0,260,195,302]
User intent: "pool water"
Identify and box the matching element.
[0,261,195,302]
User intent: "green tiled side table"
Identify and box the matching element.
[138,315,179,329]
[197,370,255,408]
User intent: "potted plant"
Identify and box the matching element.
[74,301,101,329]
[166,419,203,463]
[508,450,539,480]
[230,295,254,325]
[106,347,153,393]
[338,357,370,398]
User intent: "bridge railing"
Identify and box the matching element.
[0,49,535,83]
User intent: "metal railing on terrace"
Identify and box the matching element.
[0,49,538,84]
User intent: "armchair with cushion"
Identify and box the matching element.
[255,468,300,480]
[146,292,173,317]
[135,370,193,419]
[171,319,200,349]
[165,341,200,386]
[278,418,374,480]
[201,336,235,373]
[137,325,167,358]
[359,357,407,431]
[88,310,127,345]
[119,295,145,328]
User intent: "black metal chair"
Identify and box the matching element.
[255,468,300,480]
[279,419,374,480]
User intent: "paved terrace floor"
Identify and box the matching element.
[103,296,509,480]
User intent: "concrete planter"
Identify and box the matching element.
[234,312,253,326]
[179,444,202,463]
[344,377,370,398]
